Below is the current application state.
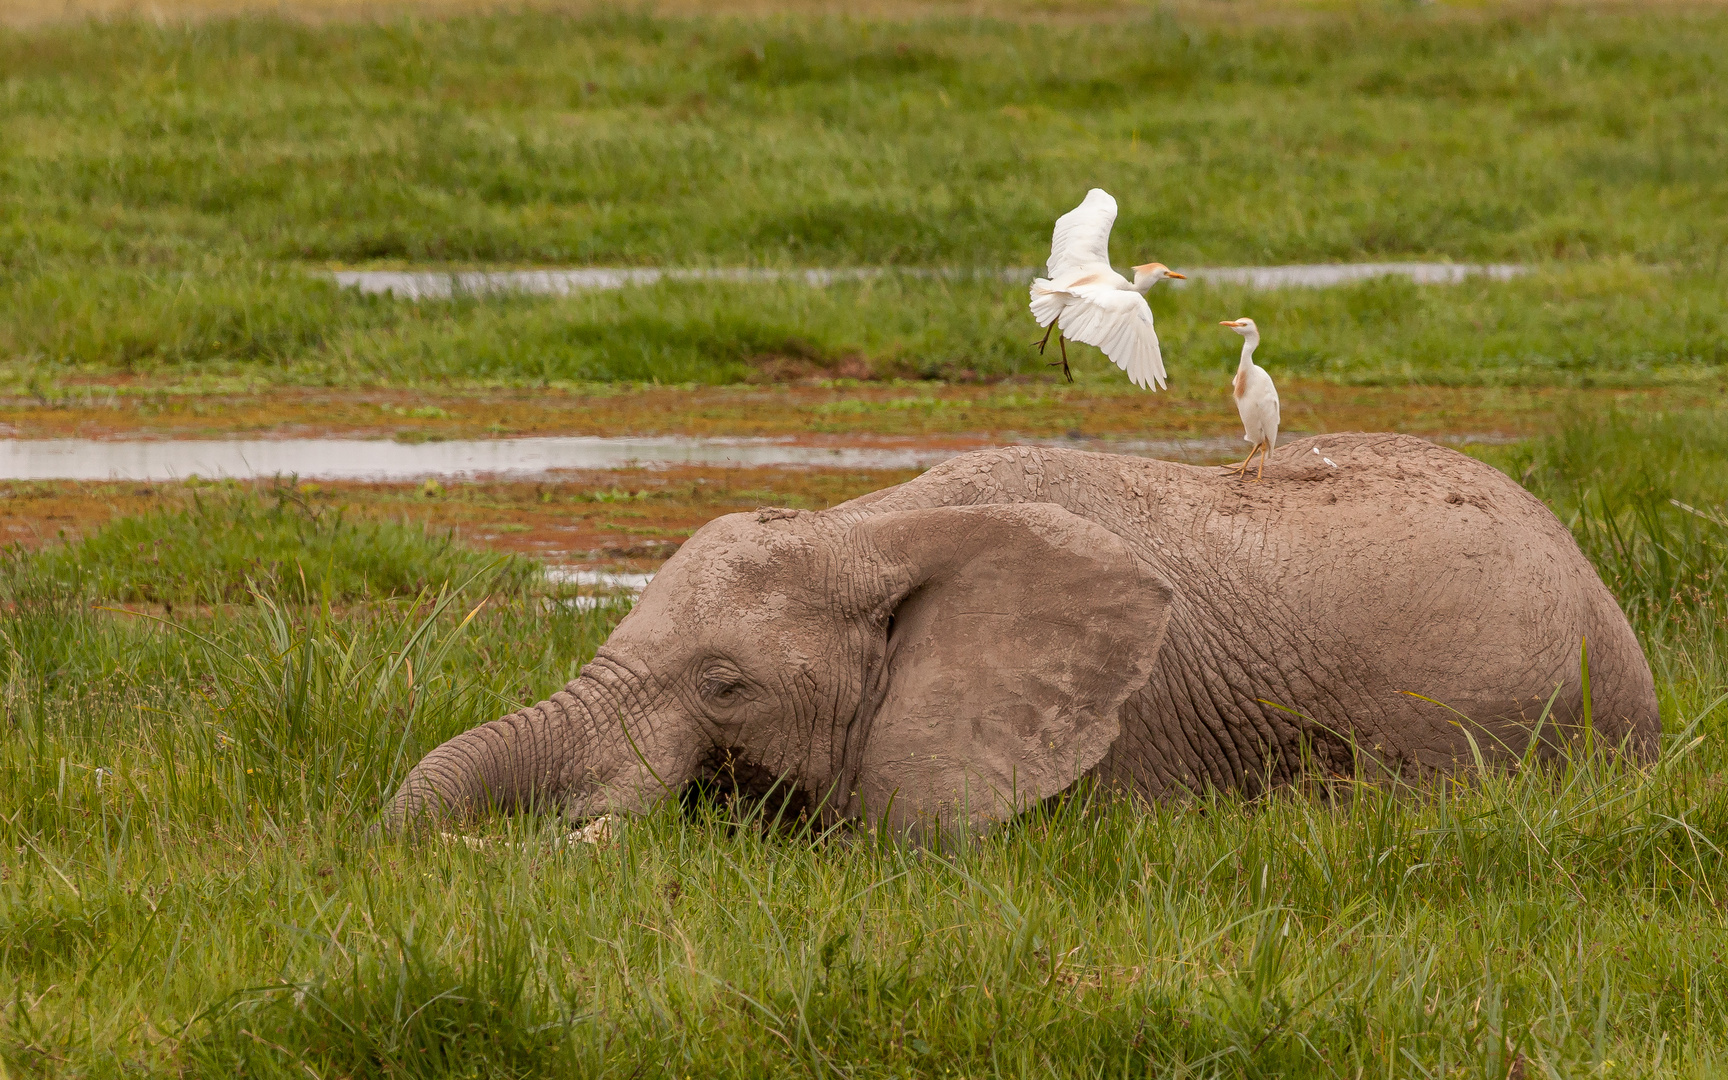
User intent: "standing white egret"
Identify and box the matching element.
[1029,188,1184,387]
[1220,318,1279,482]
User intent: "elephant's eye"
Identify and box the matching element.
[700,670,746,704]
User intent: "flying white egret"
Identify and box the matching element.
[1220,318,1279,482]
[1029,188,1184,387]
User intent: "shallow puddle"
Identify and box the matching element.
[0,434,1250,482]
[544,568,658,592]
[546,567,656,608]
[332,263,1527,300]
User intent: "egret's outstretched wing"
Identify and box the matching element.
[1057,286,1167,390]
[1046,189,1118,279]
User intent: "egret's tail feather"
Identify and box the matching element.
[1028,279,1065,328]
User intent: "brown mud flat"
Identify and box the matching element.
[0,381,1691,445]
[0,466,922,572]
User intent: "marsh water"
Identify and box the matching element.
[332,263,1528,300]
[0,434,1257,482]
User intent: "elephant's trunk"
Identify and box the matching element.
[385,651,693,832]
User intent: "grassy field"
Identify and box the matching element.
[7,264,1727,390]
[9,2,1725,267]
[0,411,1726,1078]
[2,2,1726,389]
[4,0,1728,1075]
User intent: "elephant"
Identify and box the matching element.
[387,433,1659,838]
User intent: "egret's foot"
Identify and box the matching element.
[1047,358,1074,382]
[1231,442,1264,479]
[1034,323,1055,355]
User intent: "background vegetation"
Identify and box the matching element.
[7,4,1725,266]
[1,2,1725,386]
[6,262,1726,388]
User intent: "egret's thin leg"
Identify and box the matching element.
[1254,444,1268,482]
[1230,442,1260,478]
[1047,335,1073,382]
[1034,322,1055,355]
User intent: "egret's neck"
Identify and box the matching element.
[1130,277,1155,295]
[1237,333,1259,369]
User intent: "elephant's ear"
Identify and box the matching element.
[844,503,1173,838]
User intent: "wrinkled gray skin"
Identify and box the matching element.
[388,434,1658,838]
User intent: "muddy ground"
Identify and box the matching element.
[1,380,1688,442]
[0,380,1690,576]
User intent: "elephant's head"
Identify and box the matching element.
[388,501,1173,838]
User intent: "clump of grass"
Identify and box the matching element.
[0,265,389,372]
[187,922,563,1080]
[1,482,538,604]
[1489,409,1728,702]
[0,557,624,837]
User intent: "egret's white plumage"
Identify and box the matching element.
[1221,318,1279,481]
[1029,189,1183,389]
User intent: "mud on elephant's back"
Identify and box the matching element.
[1270,432,1655,762]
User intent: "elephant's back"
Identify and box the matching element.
[1160,432,1657,763]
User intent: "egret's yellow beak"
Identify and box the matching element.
[1219,320,1237,326]
[1165,271,1187,280]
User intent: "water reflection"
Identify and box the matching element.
[0,435,1246,482]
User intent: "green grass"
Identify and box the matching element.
[1,482,540,604]
[3,5,1727,387]
[6,5,1725,267]
[2,412,1727,1077]
[5,262,1726,388]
